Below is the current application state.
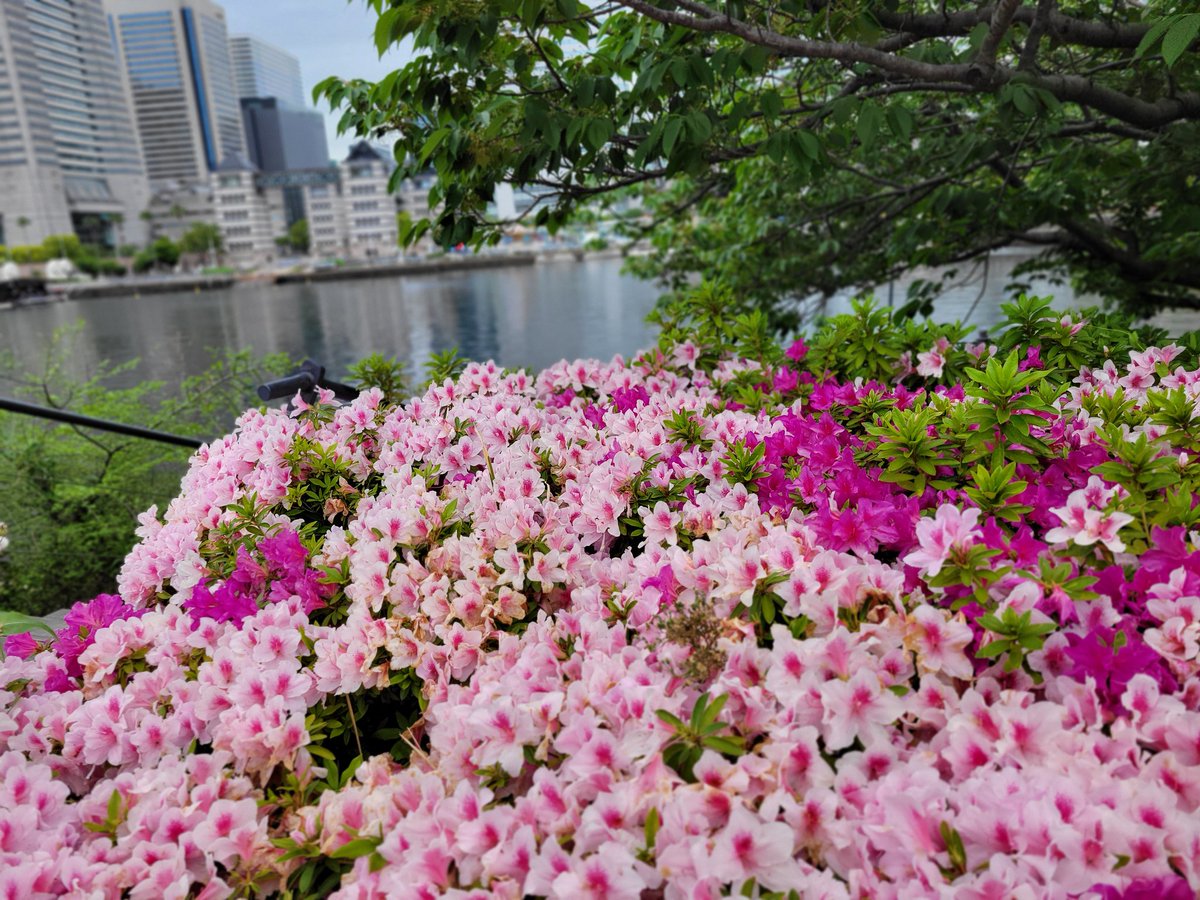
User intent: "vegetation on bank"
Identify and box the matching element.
[0,331,292,615]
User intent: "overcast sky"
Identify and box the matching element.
[223,1,412,160]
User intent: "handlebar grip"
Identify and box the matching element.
[257,371,317,402]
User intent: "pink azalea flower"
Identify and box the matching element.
[903,505,982,577]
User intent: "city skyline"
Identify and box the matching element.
[222,1,411,158]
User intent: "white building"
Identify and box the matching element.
[0,0,150,248]
[210,142,407,266]
[304,178,346,258]
[212,153,279,264]
[105,0,245,189]
[341,141,397,259]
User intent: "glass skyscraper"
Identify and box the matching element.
[229,34,304,109]
[104,0,244,187]
[0,0,150,246]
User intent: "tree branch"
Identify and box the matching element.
[615,0,1200,129]
[976,0,1022,70]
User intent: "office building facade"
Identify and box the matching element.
[0,0,150,247]
[228,34,303,108]
[241,97,329,172]
[105,0,244,188]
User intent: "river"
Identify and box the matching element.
[0,258,663,388]
[2,253,1192,392]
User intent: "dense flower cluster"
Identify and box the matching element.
[4,302,1200,898]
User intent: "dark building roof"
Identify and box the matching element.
[344,140,390,163]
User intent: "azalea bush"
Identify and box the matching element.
[4,294,1200,898]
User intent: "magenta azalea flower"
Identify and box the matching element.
[2,631,40,659]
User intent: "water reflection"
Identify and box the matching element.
[1,259,663,389]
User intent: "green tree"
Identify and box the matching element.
[139,209,154,246]
[41,234,81,261]
[179,222,224,256]
[133,237,181,273]
[288,218,310,254]
[320,0,1200,323]
[109,212,125,251]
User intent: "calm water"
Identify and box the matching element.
[1,258,663,388]
[5,252,1195,394]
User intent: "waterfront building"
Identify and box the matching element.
[240,97,329,173]
[105,0,245,189]
[210,142,402,266]
[211,151,278,263]
[0,0,150,248]
[341,141,397,260]
[228,34,304,109]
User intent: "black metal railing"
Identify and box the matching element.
[0,360,358,450]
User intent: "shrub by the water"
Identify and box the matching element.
[0,332,292,615]
[3,296,1200,897]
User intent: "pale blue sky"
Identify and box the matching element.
[223,0,411,159]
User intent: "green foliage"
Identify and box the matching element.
[961,352,1055,466]
[41,234,81,260]
[655,693,745,783]
[9,245,47,264]
[422,349,468,387]
[179,223,223,256]
[0,326,292,615]
[964,461,1030,522]
[720,438,767,487]
[321,0,1200,320]
[286,219,310,255]
[977,608,1058,674]
[348,353,409,407]
[133,237,181,273]
[75,254,127,278]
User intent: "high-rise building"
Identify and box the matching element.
[104,0,245,188]
[0,0,150,248]
[228,34,303,109]
[241,97,329,172]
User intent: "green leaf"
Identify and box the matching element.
[655,709,686,729]
[761,89,783,120]
[644,806,660,851]
[976,640,1010,659]
[1136,17,1175,58]
[329,837,382,860]
[663,118,684,157]
[702,734,746,756]
[1162,15,1200,67]
[0,611,55,638]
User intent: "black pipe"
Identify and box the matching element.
[0,396,204,449]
